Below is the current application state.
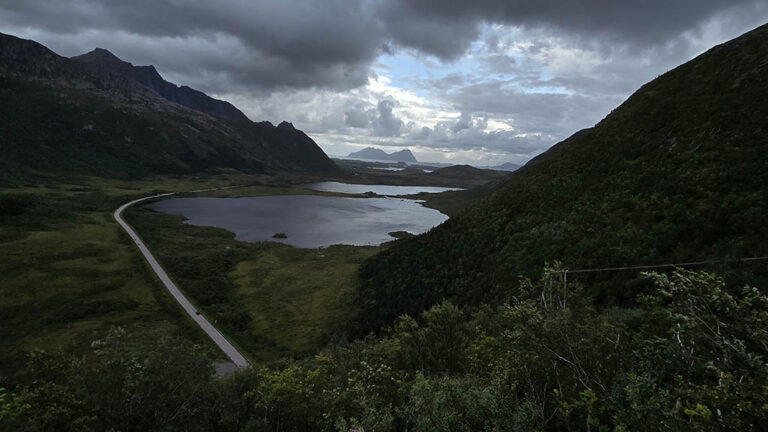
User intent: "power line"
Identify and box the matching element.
[546,256,768,275]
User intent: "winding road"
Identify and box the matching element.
[114,192,250,369]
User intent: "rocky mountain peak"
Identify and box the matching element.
[0,32,66,75]
[77,47,123,63]
[277,121,296,130]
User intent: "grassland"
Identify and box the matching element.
[2,170,487,373]
[124,187,382,361]
[0,210,182,373]
[121,177,485,361]
[0,172,275,376]
[231,244,379,358]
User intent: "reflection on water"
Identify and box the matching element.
[302,181,462,196]
[370,167,405,172]
[146,195,449,248]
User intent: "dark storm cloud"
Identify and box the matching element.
[377,10,481,60]
[451,112,475,133]
[2,0,761,92]
[2,0,379,61]
[400,112,555,155]
[345,107,371,128]
[372,99,405,137]
[0,0,382,92]
[383,0,763,58]
[441,81,620,138]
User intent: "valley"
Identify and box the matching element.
[0,168,491,374]
[2,16,768,431]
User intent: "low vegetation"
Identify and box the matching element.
[125,204,380,360]
[4,269,766,431]
[0,168,488,374]
[0,172,290,375]
[0,185,201,376]
[231,244,379,358]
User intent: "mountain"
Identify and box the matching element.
[347,147,418,162]
[388,149,418,162]
[0,32,337,181]
[72,48,249,121]
[485,162,521,172]
[357,23,768,330]
[347,147,389,160]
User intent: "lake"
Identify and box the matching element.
[371,167,405,172]
[146,195,449,248]
[302,181,462,196]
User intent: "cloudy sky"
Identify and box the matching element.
[2,1,767,165]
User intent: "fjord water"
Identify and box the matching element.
[303,181,462,195]
[146,195,449,248]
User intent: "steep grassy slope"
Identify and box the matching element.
[0,33,337,183]
[358,23,768,330]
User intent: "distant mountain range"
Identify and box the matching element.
[482,162,521,172]
[0,32,337,181]
[347,147,418,162]
[343,147,520,171]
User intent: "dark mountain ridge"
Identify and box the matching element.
[72,48,250,121]
[347,147,418,162]
[357,22,768,330]
[0,32,337,180]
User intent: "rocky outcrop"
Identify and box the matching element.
[72,48,249,121]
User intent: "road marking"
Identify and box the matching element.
[114,193,250,368]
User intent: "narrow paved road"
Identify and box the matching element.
[114,192,250,368]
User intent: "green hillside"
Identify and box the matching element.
[358,23,768,330]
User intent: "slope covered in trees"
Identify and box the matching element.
[4,270,767,431]
[357,23,768,330]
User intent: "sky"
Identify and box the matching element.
[2,1,767,165]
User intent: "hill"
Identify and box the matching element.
[485,162,521,171]
[0,32,337,182]
[357,22,768,330]
[423,164,509,187]
[347,147,418,162]
[429,164,486,178]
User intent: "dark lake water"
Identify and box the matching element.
[302,181,462,196]
[146,195,449,248]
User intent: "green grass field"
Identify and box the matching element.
[231,244,379,358]
[2,172,483,373]
[124,187,383,361]
[0,172,268,375]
